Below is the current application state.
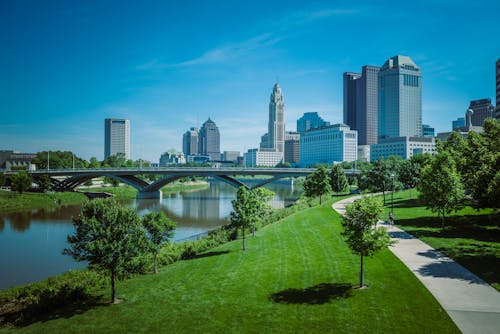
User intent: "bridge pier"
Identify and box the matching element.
[137,190,162,199]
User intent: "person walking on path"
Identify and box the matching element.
[332,195,500,334]
[388,212,394,225]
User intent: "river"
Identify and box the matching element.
[0,180,302,290]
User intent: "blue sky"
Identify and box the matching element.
[1,0,499,162]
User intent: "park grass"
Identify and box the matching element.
[1,198,458,333]
[0,191,86,214]
[382,189,500,291]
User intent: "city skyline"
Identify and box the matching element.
[1,1,499,162]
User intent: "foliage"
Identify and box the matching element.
[88,157,100,168]
[0,172,5,187]
[101,153,128,168]
[10,171,32,194]
[230,187,274,250]
[31,151,88,169]
[329,164,349,194]
[360,158,393,204]
[142,212,176,274]
[418,152,464,227]
[341,196,393,287]
[35,174,52,192]
[303,165,331,204]
[398,159,419,189]
[64,199,148,303]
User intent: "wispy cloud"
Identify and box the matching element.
[136,33,281,71]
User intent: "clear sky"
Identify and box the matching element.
[1,0,499,162]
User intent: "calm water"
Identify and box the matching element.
[0,181,301,290]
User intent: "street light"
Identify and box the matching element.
[390,173,395,214]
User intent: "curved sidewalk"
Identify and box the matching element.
[333,196,500,334]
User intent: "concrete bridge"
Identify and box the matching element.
[17,167,360,199]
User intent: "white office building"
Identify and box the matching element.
[299,124,357,167]
[104,118,130,160]
[370,136,436,162]
[244,148,283,167]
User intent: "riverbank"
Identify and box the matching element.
[0,181,209,213]
[0,196,458,333]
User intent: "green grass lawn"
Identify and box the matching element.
[0,191,86,214]
[1,198,458,333]
[382,189,500,291]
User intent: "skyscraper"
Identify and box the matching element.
[183,127,199,156]
[268,83,285,153]
[378,55,422,139]
[468,98,495,126]
[422,124,435,137]
[452,117,465,130]
[343,66,380,145]
[296,112,329,133]
[104,118,130,159]
[198,118,220,161]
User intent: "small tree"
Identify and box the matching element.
[36,174,52,192]
[142,212,176,274]
[230,187,273,250]
[64,199,148,303]
[330,164,349,194]
[418,152,464,227]
[341,196,393,288]
[303,166,331,204]
[11,171,32,194]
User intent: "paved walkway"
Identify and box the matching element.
[333,196,500,334]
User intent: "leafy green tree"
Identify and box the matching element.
[362,159,393,205]
[88,157,100,168]
[36,174,52,192]
[303,166,331,204]
[341,196,393,288]
[11,171,32,193]
[329,164,349,194]
[142,212,176,274]
[418,152,464,227]
[102,153,127,168]
[230,187,273,250]
[64,199,148,303]
[32,151,87,169]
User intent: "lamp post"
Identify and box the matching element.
[390,173,395,214]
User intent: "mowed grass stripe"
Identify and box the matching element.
[5,198,459,334]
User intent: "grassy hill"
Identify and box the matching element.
[1,198,459,333]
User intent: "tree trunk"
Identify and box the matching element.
[252,225,255,237]
[111,268,116,304]
[359,255,364,288]
[242,227,246,251]
[382,191,386,206]
[154,252,158,274]
[441,211,445,228]
[319,194,322,205]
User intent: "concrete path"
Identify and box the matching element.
[333,196,500,334]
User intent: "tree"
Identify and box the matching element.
[11,171,32,193]
[330,164,349,194]
[230,187,273,250]
[64,199,148,303]
[341,196,393,288]
[363,159,393,205]
[0,173,5,187]
[88,157,100,168]
[36,174,52,192]
[32,151,88,169]
[142,212,176,274]
[418,152,464,227]
[303,166,331,204]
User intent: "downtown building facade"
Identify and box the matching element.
[244,148,283,167]
[343,65,380,145]
[182,127,199,156]
[378,55,422,139]
[296,112,329,133]
[104,118,130,159]
[496,58,500,119]
[467,98,495,126]
[452,117,466,130]
[370,136,436,162]
[198,118,220,161]
[299,124,357,167]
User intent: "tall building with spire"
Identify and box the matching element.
[378,55,422,139]
[198,118,220,161]
[268,83,285,153]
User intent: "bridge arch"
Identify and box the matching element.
[52,173,149,192]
